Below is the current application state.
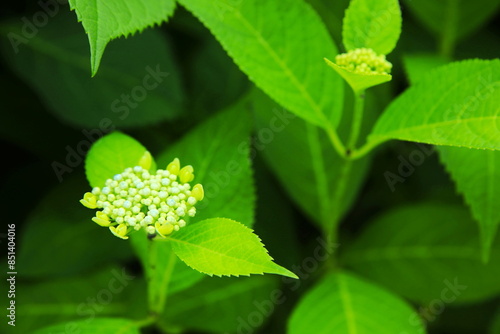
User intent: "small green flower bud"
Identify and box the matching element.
[192,184,204,201]
[167,158,180,175]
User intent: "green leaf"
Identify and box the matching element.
[0,12,183,129]
[157,105,255,227]
[17,176,133,278]
[342,203,500,304]
[169,218,298,278]
[439,147,500,261]
[250,88,371,231]
[288,271,425,334]
[160,275,278,333]
[32,318,140,334]
[178,0,344,128]
[325,57,392,93]
[366,59,500,152]
[85,132,155,188]
[342,0,402,54]
[403,0,500,43]
[402,55,500,262]
[69,0,176,75]
[14,266,145,333]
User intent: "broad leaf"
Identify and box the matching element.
[366,59,500,151]
[403,55,500,261]
[403,0,500,43]
[161,275,278,333]
[178,0,344,128]
[85,132,155,188]
[17,176,133,278]
[69,0,176,75]
[251,88,371,231]
[342,0,402,54]
[157,106,255,227]
[32,318,140,334]
[342,203,500,304]
[288,271,425,334]
[13,266,145,333]
[169,218,298,278]
[1,12,183,128]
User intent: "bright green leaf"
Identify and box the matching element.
[157,105,255,227]
[161,275,278,333]
[325,57,392,93]
[0,13,183,129]
[85,132,155,188]
[366,59,500,152]
[169,218,298,278]
[17,176,133,278]
[288,271,425,334]
[403,0,500,45]
[69,0,176,75]
[342,203,500,304]
[178,0,344,128]
[32,318,140,334]
[439,147,500,262]
[342,0,402,54]
[402,55,500,262]
[251,88,371,231]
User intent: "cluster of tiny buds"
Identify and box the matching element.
[80,157,204,240]
[335,48,392,75]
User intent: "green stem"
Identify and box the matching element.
[347,90,366,151]
[325,125,347,158]
[147,240,177,316]
[323,89,367,269]
[440,0,459,58]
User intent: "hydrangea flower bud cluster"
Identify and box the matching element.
[80,158,204,240]
[335,48,392,75]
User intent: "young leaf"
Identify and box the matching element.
[365,59,500,152]
[157,105,255,227]
[160,275,278,333]
[177,0,344,128]
[32,318,141,334]
[169,218,298,278]
[0,13,183,129]
[403,55,500,262]
[342,203,500,304]
[17,176,133,278]
[85,132,156,188]
[325,57,392,93]
[342,0,402,54]
[439,147,500,262]
[288,271,425,334]
[69,0,176,75]
[250,88,371,232]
